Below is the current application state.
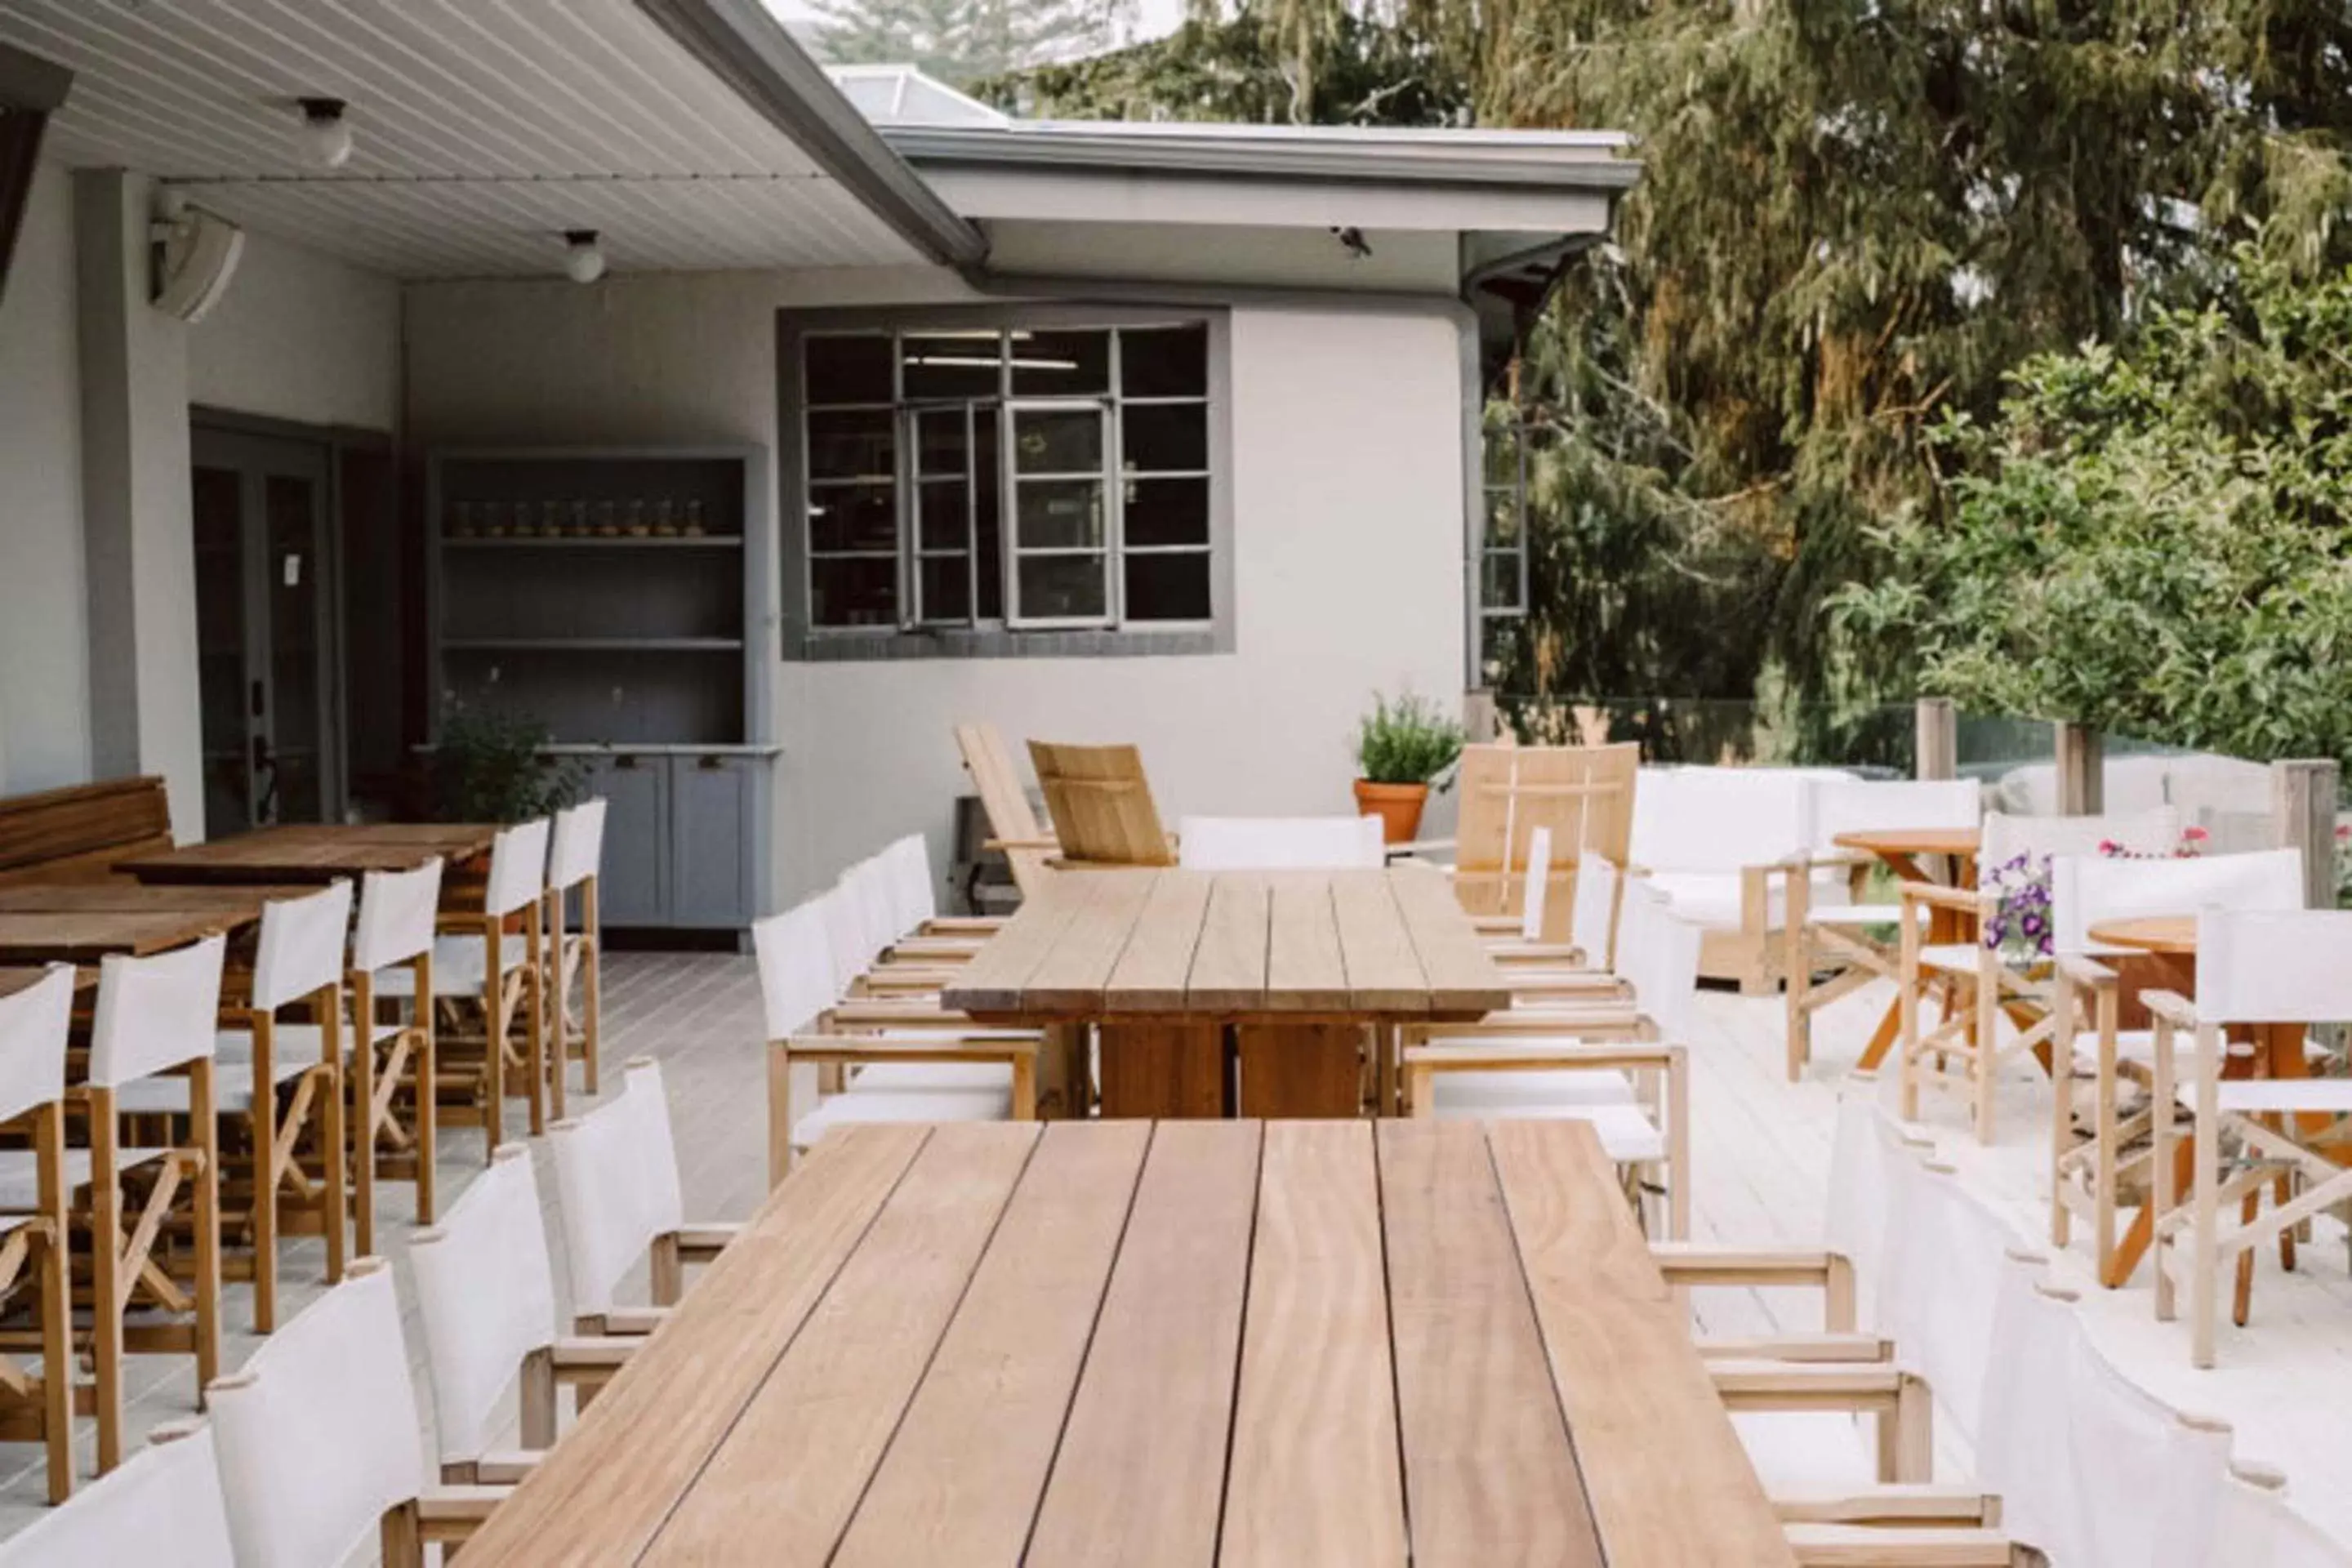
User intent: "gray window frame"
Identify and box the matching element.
[777,303,1234,662]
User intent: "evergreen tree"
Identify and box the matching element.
[808,0,1132,86]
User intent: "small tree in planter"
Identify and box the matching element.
[1352,692,1466,844]
[431,702,585,824]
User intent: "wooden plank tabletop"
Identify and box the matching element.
[0,909,247,963]
[0,966,86,1001]
[115,822,497,884]
[0,883,296,920]
[461,1120,1794,1568]
[944,867,1510,1022]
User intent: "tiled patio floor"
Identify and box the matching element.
[2,950,2346,1555]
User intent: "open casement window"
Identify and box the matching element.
[800,320,1214,635]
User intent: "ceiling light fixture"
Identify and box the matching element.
[296,97,353,169]
[563,229,606,284]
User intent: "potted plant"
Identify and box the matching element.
[1352,691,1465,844]
[430,700,586,824]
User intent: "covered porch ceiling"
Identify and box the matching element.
[0,0,976,278]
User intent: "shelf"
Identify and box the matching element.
[441,637,744,653]
[442,536,742,550]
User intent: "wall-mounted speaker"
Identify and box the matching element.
[150,204,244,323]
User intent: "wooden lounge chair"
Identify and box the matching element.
[1448,742,1637,942]
[1027,739,1177,868]
[953,722,1058,898]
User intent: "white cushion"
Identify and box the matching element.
[0,1144,167,1206]
[1805,903,1919,927]
[1646,869,1847,931]
[849,1062,1016,1092]
[1733,1410,1878,1494]
[1426,1092,1665,1162]
[117,1054,316,1116]
[1420,1069,1637,1107]
[789,1087,1010,1150]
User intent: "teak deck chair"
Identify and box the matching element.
[1451,742,1638,940]
[954,723,1058,897]
[1026,739,1177,868]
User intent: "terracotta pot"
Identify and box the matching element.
[1353,779,1429,845]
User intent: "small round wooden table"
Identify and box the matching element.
[2087,914,2313,1294]
[1831,827,1982,1071]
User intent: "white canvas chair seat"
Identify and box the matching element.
[2175,1077,2352,1116]
[789,1086,1013,1150]
[1731,1411,1878,1495]
[1423,1089,1665,1162]
[373,933,527,999]
[848,1060,1016,1093]
[1408,1064,1637,1107]
[1646,869,1846,931]
[0,1143,168,1207]
[211,1018,402,1068]
[117,1053,318,1117]
[1803,902,1920,927]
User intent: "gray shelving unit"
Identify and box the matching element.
[427,447,777,932]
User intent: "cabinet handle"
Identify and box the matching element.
[698,755,728,771]
[615,755,640,770]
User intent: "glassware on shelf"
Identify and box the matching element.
[538,500,566,538]
[567,498,590,537]
[683,499,707,537]
[625,499,650,537]
[448,501,477,539]
[483,501,510,538]
[650,498,679,538]
[592,500,619,538]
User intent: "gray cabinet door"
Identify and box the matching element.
[670,754,757,926]
[586,755,669,926]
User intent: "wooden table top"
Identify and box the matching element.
[0,908,247,963]
[2088,915,2196,956]
[460,1119,1793,1568]
[942,867,1512,1022]
[1833,826,1981,858]
[0,966,87,1001]
[0,883,296,920]
[116,822,498,885]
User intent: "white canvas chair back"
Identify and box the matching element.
[1878,1159,2012,1441]
[2195,908,2352,1024]
[351,857,443,976]
[1176,815,1385,871]
[1567,853,1620,969]
[209,1263,427,1568]
[0,963,74,1126]
[818,884,867,1000]
[1628,766,1818,873]
[752,900,838,1041]
[1619,884,1700,1040]
[250,880,353,1012]
[1980,805,2180,869]
[2218,1479,2352,1568]
[1800,777,1981,849]
[549,1058,685,1317]
[1975,1252,2083,1557]
[884,834,938,932]
[1823,1094,1916,1328]
[843,858,897,963]
[87,934,226,1088]
[548,797,607,893]
[484,817,553,918]
[0,1423,235,1568]
[410,1145,559,1465]
[1518,826,1554,941]
[2049,845,2303,956]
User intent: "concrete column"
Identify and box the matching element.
[74,167,203,836]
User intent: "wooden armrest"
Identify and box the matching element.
[1650,1244,1846,1288]
[468,1450,546,1486]
[826,1003,977,1027]
[672,1222,741,1254]
[1404,1040,1677,1073]
[920,917,1004,935]
[982,836,1059,853]
[1784,1523,2025,1566]
[548,1336,640,1372]
[1698,1334,1891,1364]
[415,1486,513,1528]
[778,1034,1039,1062]
[1708,1360,1907,1405]
[587,1306,670,1336]
[2142,989,2198,1028]
[1897,881,1990,915]
[1490,942,1586,964]
[1468,914,1522,933]
[1392,837,1458,858]
[2055,954,2116,992]
[434,911,494,935]
[1774,1487,2002,1528]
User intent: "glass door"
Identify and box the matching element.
[189,428,340,831]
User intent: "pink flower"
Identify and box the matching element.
[2183,826,2210,842]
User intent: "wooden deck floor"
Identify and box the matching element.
[2,951,2345,1555]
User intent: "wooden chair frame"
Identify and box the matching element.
[2046,954,2169,1287]
[2148,991,2352,1367]
[218,982,347,1333]
[955,721,1058,898]
[1896,882,2049,1143]
[1401,1035,1690,1239]
[551,874,602,1102]
[434,898,546,1157]
[0,1093,74,1503]
[1446,742,1638,942]
[351,948,436,1252]
[1027,739,1177,869]
[1780,853,1910,1080]
[1707,1358,1934,1487]
[764,1033,1040,1188]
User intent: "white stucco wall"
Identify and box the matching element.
[0,159,91,793]
[403,268,1468,905]
[187,228,400,431]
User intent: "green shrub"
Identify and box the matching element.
[431,702,585,824]
[1354,692,1466,788]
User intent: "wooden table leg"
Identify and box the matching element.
[1098,1023,1224,1119]
[1236,1024,1365,1120]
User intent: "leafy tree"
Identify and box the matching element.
[1835,252,2352,766]
[988,1,2352,756]
[808,0,1131,86]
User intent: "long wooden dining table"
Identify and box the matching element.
[114,822,497,885]
[941,866,1512,1118]
[458,1117,1795,1568]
